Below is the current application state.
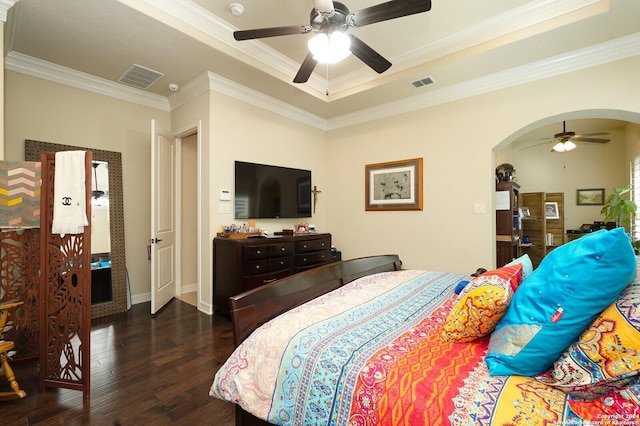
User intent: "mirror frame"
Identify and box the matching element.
[25,139,128,318]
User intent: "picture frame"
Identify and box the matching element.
[576,188,605,205]
[545,202,559,219]
[365,158,423,211]
[519,207,531,218]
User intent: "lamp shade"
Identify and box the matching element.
[308,31,351,64]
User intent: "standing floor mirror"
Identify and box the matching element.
[25,139,127,318]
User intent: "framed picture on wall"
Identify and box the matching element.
[576,188,605,205]
[365,158,423,211]
[545,202,559,219]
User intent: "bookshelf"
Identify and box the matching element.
[496,181,521,267]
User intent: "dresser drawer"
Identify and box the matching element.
[271,242,293,257]
[243,242,293,260]
[244,256,293,276]
[294,249,332,267]
[244,259,271,275]
[243,269,292,292]
[294,237,330,253]
[270,255,293,271]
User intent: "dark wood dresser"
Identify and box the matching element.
[213,233,332,315]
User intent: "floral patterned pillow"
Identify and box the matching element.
[440,264,523,343]
[536,261,640,400]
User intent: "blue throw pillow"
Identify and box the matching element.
[486,228,637,376]
[505,253,533,281]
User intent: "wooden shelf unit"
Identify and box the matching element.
[520,192,564,268]
[496,182,521,267]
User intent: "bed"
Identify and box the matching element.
[211,229,640,425]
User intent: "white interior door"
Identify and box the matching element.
[151,119,176,314]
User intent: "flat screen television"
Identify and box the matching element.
[234,161,312,219]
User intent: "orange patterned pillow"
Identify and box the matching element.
[441,264,523,343]
[535,268,640,399]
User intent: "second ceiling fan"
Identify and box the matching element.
[547,121,611,152]
[233,0,432,83]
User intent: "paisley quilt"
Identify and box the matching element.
[210,270,640,425]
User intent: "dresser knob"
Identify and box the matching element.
[256,250,261,255]
[255,265,260,270]
[281,247,285,251]
[303,258,307,262]
[303,244,307,249]
[280,261,284,265]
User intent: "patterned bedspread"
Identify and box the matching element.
[210,270,638,425]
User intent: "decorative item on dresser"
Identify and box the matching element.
[213,233,332,316]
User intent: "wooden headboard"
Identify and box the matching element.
[229,254,402,347]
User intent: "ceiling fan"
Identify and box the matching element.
[548,121,611,152]
[233,0,432,83]
[520,121,611,152]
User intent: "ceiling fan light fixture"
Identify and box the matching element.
[552,140,577,152]
[308,31,351,64]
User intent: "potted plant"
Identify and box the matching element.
[601,184,640,253]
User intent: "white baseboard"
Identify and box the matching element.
[132,292,151,305]
[131,287,213,316]
[181,283,197,294]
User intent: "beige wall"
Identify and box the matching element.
[169,86,328,312]
[206,92,329,234]
[326,56,640,274]
[5,70,171,301]
[4,55,640,308]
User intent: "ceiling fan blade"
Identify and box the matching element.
[572,136,611,143]
[575,132,610,137]
[347,0,432,27]
[293,52,318,83]
[313,0,335,14]
[519,141,551,151]
[347,35,392,73]
[234,25,312,41]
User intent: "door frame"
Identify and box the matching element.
[174,121,203,310]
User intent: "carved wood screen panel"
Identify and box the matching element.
[39,152,91,401]
[0,228,40,361]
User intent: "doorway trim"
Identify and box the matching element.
[175,121,204,311]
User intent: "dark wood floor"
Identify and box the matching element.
[1,299,236,425]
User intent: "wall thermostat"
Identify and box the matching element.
[219,189,231,201]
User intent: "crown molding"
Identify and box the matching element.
[206,72,328,130]
[5,52,170,111]
[6,32,639,132]
[329,0,609,95]
[0,0,19,22]
[168,70,327,130]
[142,0,609,99]
[327,32,640,130]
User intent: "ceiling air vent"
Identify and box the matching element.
[410,76,435,89]
[118,64,164,90]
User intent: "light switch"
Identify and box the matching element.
[218,203,231,214]
[473,203,485,214]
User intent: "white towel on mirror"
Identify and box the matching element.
[51,151,89,235]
